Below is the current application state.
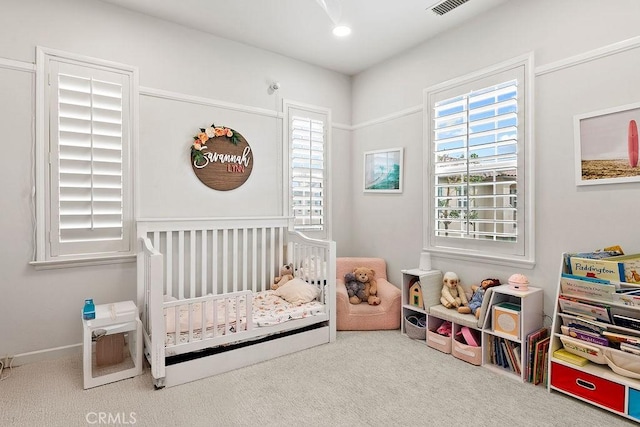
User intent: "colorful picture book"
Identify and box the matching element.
[553,348,588,366]
[533,336,550,385]
[488,336,521,375]
[558,295,612,323]
[569,253,640,284]
[560,274,616,301]
[525,327,549,383]
[560,325,609,347]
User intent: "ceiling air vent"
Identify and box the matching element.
[429,0,471,15]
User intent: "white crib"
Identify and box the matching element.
[136,217,336,388]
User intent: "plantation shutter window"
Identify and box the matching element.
[45,58,133,259]
[433,79,518,241]
[290,111,326,232]
[424,55,534,266]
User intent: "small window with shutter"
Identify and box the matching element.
[35,48,136,264]
[284,102,331,239]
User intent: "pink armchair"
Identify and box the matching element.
[336,257,401,331]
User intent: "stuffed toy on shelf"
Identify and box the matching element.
[440,271,468,309]
[458,278,501,318]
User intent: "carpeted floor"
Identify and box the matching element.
[0,330,636,426]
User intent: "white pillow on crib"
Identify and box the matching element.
[274,278,320,305]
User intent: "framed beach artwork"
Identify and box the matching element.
[363,147,403,193]
[574,102,640,186]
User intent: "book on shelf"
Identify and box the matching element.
[526,327,549,383]
[533,336,550,385]
[512,344,522,375]
[541,339,551,387]
[501,340,514,372]
[560,325,609,347]
[567,249,624,260]
[553,348,589,366]
[558,312,607,335]
[620,342,640,356]
[612,291,640,307]
[560,274,616,301]
[568,253,640,284]
[612,314,640,331]
[558,295,612,323]
[602,330,640,345]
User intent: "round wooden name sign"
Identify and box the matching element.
[190,126,253,191]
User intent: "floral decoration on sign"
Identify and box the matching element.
[191,123,241,163]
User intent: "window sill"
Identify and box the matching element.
[428,248,535,270]
[29,254,136,270]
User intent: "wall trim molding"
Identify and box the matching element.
[351,104,422,131]
[3,35,639,131]
[140,86,282,119]
[534,35,640,77]
[352,35,640,131]
[0,57,35,73]
[139,86,349,130]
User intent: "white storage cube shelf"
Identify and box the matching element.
[401,269,544,382]
[82,301,142,389]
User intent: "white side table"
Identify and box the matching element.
[82,301,142,389]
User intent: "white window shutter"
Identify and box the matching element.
[433,79,518,241]
[290,114,325,231]
[48,60,132,257]
[424,54,534,266]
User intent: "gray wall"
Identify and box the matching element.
[0,0,352,360]
[350,0,640,317]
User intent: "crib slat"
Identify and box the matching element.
[166,232,173,297]
[211,230,218,295]
[212,299,218,338]
[269,227,275,292]
[173,305,180,345]
[190,230,196,299]
[252,229,258,293]
[260,228,267,292]
[201,300,207,341]
[188,302,194,342]
[232,228,238,293]
[222,229,229,294]
[242,228,248,292]
[178,230,185,300]
[201,229,207,297]
[277,227,284,275]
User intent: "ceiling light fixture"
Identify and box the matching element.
[332,25,351,37]
[315,0,351,37]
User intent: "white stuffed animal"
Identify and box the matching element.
[440,271,468,309]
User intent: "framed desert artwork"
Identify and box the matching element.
[363,147,403,193]
[574,102,640,186]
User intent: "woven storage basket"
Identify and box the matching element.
[405,315,426,340]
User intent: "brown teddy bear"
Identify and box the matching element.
[352,266,381,305]
[440,271,468,309]
[271,263,294,290]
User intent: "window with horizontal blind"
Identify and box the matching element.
[284,101,331,239]
[35,48,136,265]
[423,54,534,267]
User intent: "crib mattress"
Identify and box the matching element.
[164,290,325,346]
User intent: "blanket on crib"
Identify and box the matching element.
[163,290,324,346]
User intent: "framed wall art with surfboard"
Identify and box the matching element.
[574,102,640,186]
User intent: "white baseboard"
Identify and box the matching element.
[13,343,81,367]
